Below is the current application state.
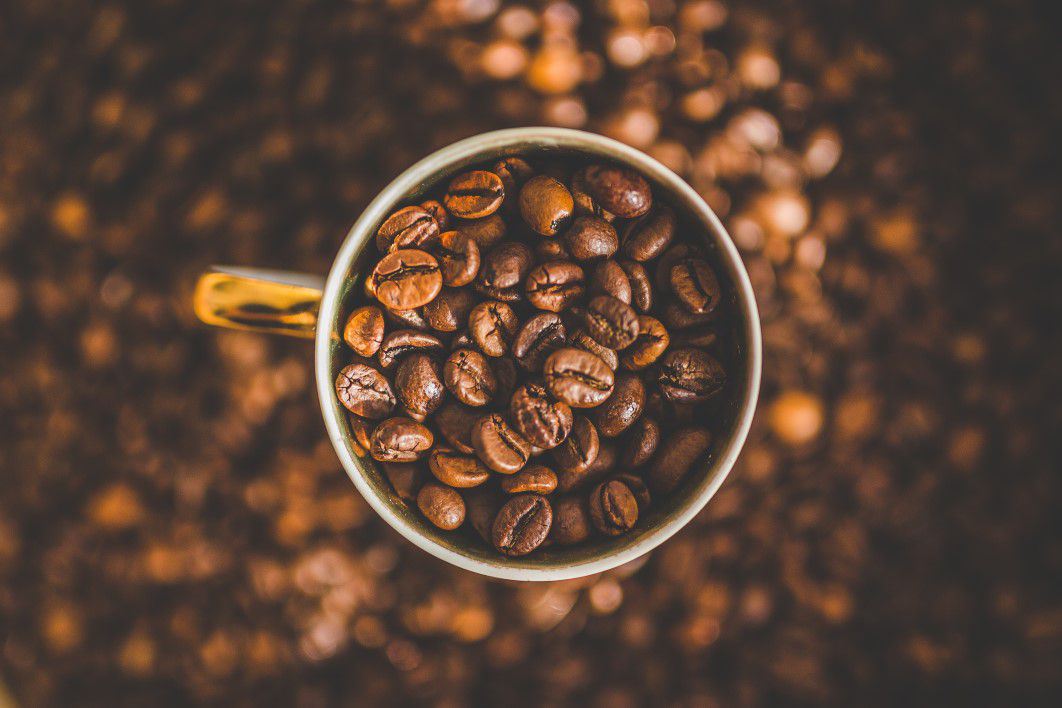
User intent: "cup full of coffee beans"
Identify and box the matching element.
[327,131,761,575]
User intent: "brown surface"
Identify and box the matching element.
[1,0,1059,705]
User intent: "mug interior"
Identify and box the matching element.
[317,128,761,580]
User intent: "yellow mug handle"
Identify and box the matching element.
[193,267,325,339]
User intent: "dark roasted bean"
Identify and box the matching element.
[550,495,593,545]
[585,295,640,350]
[443,348,497,407]
[336,363,396,419]
[378,329,445,369]
[544,348,615,408]
[422,286,476,332]
[570,329,619,371]
[525,260,585,312]
[657,348,726,402]
[612,473,651,512]
[478,240,533,291]
[471,414,532,474]
[580,163,652,218]
[588,259,632,304]
[394,353,445,419]
[419,199,449,231]
[670,257,721,315]
[435,402,479,454]
[376,205,440,252]
[455,214,506,250]
[648,426,712,494]
[551,415,600,478]
[619,260,653,312]
[468,300,519,357]
[592,373,645,437]
[348,415,374,457]
[417,483,466,530]
[571,167,617,222]
[382,462,426,503]
[491,494,552,556]
[370,417,433,462]
[621,205,675,261]
[621,416,661,467]
[510,381,573,449]
[563,215,618,261]
[589,479,639,535]
[512,313,566,372]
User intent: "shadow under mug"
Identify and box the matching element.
[194,127,762,581]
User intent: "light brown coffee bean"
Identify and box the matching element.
[544,348,615,408]
[444,348,497,407]
[371,248,443,310]
[444,170,505,219]
[621,315,670,370]
[428,448,492,488]
[370,417,434,462]
[417,482,466,530]
[492,494,552,556]
[469,300,519,357]
[336,363,396,419]
[471,414,532,474]
[519,175,574,236]
[343,305,385,357]
[434,230,480,287]
[376,205,440,252]
[500,464,558,495]
[648,426,712,494]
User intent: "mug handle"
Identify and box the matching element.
[193,266,326,339]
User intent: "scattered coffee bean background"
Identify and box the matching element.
[0,0,1058,705]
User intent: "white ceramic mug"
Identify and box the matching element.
[194,128,762,581]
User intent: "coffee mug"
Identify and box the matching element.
[194,127,761,581]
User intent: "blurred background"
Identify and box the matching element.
[1,0,1059,705]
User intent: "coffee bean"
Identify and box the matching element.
[671,325,718,349]
[378,329,445,369]
[535,239,570,262]
[544,348,615,408]
[570,329,619,371]
[612,473,651,512]
[444,170,505,219]
[478,240,533,291]
[492,157,534,203]
[570,168,617,222]
[580,163,653,219]
[621,204,675,261]
[588,259,632,304]
[456,214,506,250]
[670,257,721,315]
[473,281,523,303]
[619,260,653,313]
[585,295,640,350]
[336,363,396,419]
[589,480,639,536]
[657,348,726,402]
[519,175,574,236]
[491,494,552,556]
[428,448,491,488]
[469,300,519,357]
[348,415,374,457]
[662,299,718,329]
[434,230,480,287]
[419,199,450,231]
[370,417,433,462]
[510,381,573,449]
[655,243,702,291]
[444,348,497,407]
[422,286,476,332]
[395,353,445,419]
[550,495,592,545]
[620,416,660,467]
[525,260,585,312]
[435,402,479,454]
[592,373,645,437]
[500,464,558,495]
[383,305,431,332]
[371,248,443,310]
[382,462,426,503]
[376,205,440,252]
[563,215,618,261]
[343,305,385,357]
[621,315,670,370]
[551,415,600,478]
[417,482,466,530]
[492,356,519,403]
[512,313,566,372]
[583,442,617,485]
[471,413,532,474]
[648,426,712,494]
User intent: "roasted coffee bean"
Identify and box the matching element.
[422,287,476,332]
[649,426,712,494]
[500,464,558,495]
[376,205,440,252]
[383,305,431,331]
[585,295,640,350]
[343,305,385,357]
[519,175,574,236]
[584,442,617,484]
[395,354,445,419]
[588,259,632,304]
[417,483,466,530]
[492,356,519,403]
[512,313,566,372]
[535,239,570,262]
[479,240,533,291]
[444,170,505,219]
[655,243,702,291]
[492,156,534,202]
[419,199,449,231]
[580,163,653,218]
[621,416,660,467]
[444,348,497,407]
[469,300,519,357]
[436,402,479,454]
[336,363,396,419]
[563,215,618,261]
[370,417,434,462]
[551,415,600,477]
[371,249,443,310]
[670,257,721,315]
[592,374,645,437]
[657,348,726,402]
[474,282,523,303]
[434,230,480,287]
[428,448,491,488]
[472,414,532,474]
[621,204,675,261]
[570,330,619,371]
[589,479,639,536]
[525,260,585,312]
[510,381,573,449]
[348,415,374,457]
[613,473,651,512]
[455,214,506,250]
[378,329,445,369]
[382,462,425,503]
[621,315,670,370]
[491,494,552,556]
[544,348,615,408]
[570,168,617,222]
[619,260,653,312]
[671,326,718,349]
[663,300,718,329]
[550,495,592,545]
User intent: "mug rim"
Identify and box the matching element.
[316,127,762,581]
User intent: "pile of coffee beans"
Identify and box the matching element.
[336,155,730,557]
